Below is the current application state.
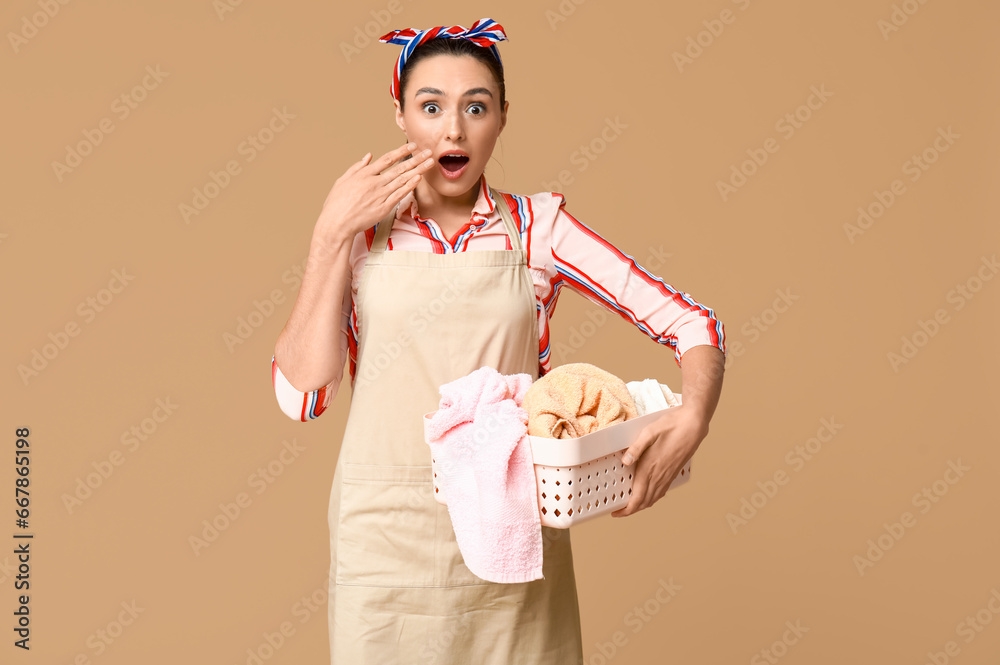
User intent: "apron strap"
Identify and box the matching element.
[370,204,399,255]
[369,186,523,254]
[489,187,524,252]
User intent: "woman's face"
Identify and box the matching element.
[395,54,507,199]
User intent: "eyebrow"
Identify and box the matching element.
[414,87,493,98]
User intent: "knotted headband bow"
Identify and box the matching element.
[378,17,508,103]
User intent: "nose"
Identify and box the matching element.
[445,108,465,141]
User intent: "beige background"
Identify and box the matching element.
[2,0,998,663]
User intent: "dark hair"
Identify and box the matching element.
[398,37,506,112]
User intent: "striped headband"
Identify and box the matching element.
[378,17,508,103]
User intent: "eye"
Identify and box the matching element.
[467,103,486,115]
[422,102,440,114]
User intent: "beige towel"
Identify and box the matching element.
[523,363,638,439]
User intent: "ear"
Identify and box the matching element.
[498,99,509,135]
[394,99,405,134]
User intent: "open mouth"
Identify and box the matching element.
[438,154,470,172]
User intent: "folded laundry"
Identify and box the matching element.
[626,378,682,417]
[424,365,543,584]
[522,363,638,439]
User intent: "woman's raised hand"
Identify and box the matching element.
[316,141,435,242]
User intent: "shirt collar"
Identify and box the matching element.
[395,172,497,224]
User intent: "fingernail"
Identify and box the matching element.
[621,452,633,465]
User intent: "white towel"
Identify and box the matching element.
[626,379,681,417]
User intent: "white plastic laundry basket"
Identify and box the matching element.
[423,394,691,529]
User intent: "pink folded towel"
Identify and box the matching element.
[425,365,543,583]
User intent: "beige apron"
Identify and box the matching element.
[327,188,584,664]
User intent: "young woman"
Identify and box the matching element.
[271,18,726,664]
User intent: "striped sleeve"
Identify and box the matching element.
[271,355,335,421]
[269,277,352,421]
[547,194,726,367]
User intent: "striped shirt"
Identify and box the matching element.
[271,172,726,422]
